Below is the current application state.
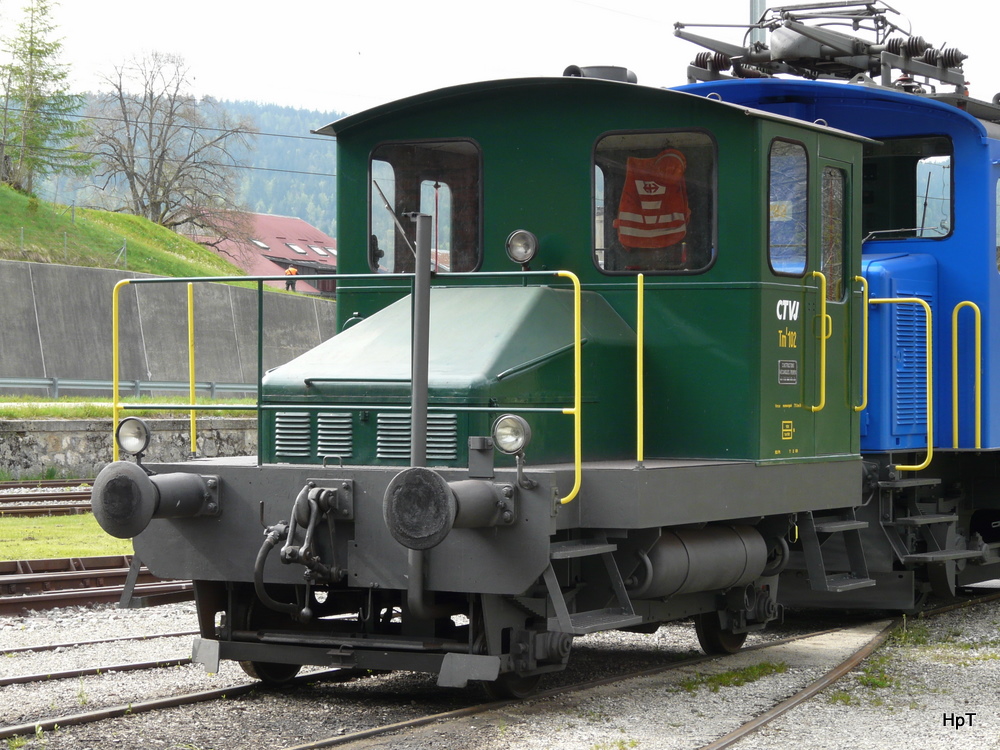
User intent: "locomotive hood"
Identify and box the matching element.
[259,284,636,465]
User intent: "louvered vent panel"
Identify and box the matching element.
[377,413,458,461]
[317,412,353,459]
[893,296,930,430]
[274,412,312,457]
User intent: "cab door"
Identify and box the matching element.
[764,140,857,461]
[812,159,856,456]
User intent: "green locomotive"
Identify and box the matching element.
[92,71,873,696]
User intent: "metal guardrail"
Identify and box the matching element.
[0,377,256,399]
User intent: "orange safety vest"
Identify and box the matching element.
[285,267,298,276]
[613,149,690,249]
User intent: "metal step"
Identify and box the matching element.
[823,574,877,592]
[878,478,942,490]
[891,513,959,527]
[902,549,983,564]
[549,539,618,559]
[813,518,868,533]
[547,608,643,635]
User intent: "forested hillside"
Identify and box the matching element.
[224,101,343,237]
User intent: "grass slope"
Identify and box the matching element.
[0,183,244,277]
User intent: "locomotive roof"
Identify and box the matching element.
[675,77,999,139]
[313,76,872,144]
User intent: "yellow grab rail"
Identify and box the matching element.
[110,270,584,501]
[188,283,197,455]
[853,275,869,412]
[808,271,830,413]
[558,270,583,504]
[951,301,981,449]
[111,279,132,461]
[636,274,645,464]
[870,296,933,471]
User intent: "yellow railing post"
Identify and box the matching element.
[808,271,830,413]
[853,275,869,412]
[557,270,582,504]
[951,301,981,449]
[637,273,645,464]
[870,297,933,471]
[188,283,197,455]
[111,279,132,462]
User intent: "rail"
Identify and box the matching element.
[808,271,830,413]
[869,296,934,472]
[951,301,981,449]
[110,271,584,502]
[853,275,868,412]
[636,274,645,463]
[0,376,255,399]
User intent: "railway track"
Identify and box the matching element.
[0,479,93,517]
[0,555,192,614]
[0,618,894,748]
[2,591,997,748]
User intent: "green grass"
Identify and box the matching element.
[678,661,788,693]
[0,395,257,421]
[856,653,895,689]
[0,183,244,278]
[0,514,132,561]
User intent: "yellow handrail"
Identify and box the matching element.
[808,271,830,413]
[951,301,981,449]
[870,297,933,471]
[558,270,583,504]
[111,279,132,461]
[853,275,869,412]
[188,283,197,455]
[637,273,645,464]
[109,270,584,500]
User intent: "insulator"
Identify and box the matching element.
[905,36,930,56]
[920,48,940,65]
[887,36,929,57]
[694,51,732,72]
[938,47,967,68]
[733,63,766,79]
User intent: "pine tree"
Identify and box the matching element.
[0,0,90,194]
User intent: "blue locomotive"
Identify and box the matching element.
[677,1,1000,608]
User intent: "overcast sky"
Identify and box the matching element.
[4,0,998,115]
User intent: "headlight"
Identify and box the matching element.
[116,417,151,456]
[492,414,532,455]
[505,230,538,264]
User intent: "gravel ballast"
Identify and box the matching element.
[1,597,998,749]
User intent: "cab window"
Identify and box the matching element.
[594,131,715,273]
[862,136,952,239]
[821,167,846,301]
[995,178,1000,270]
[370,140,481,273]
[769,140,808,276]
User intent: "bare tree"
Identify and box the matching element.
[87,52,257,243]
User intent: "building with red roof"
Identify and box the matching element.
[209,213,337,295]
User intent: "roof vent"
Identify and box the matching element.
[563,65,637,84]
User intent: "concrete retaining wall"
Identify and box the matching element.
[0,418,256,478]
[0,260,338,395]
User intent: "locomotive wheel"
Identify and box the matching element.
[483,672,542,701]
[694,613,747,655]
[237,593,303,685]
[239,659,302,685]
